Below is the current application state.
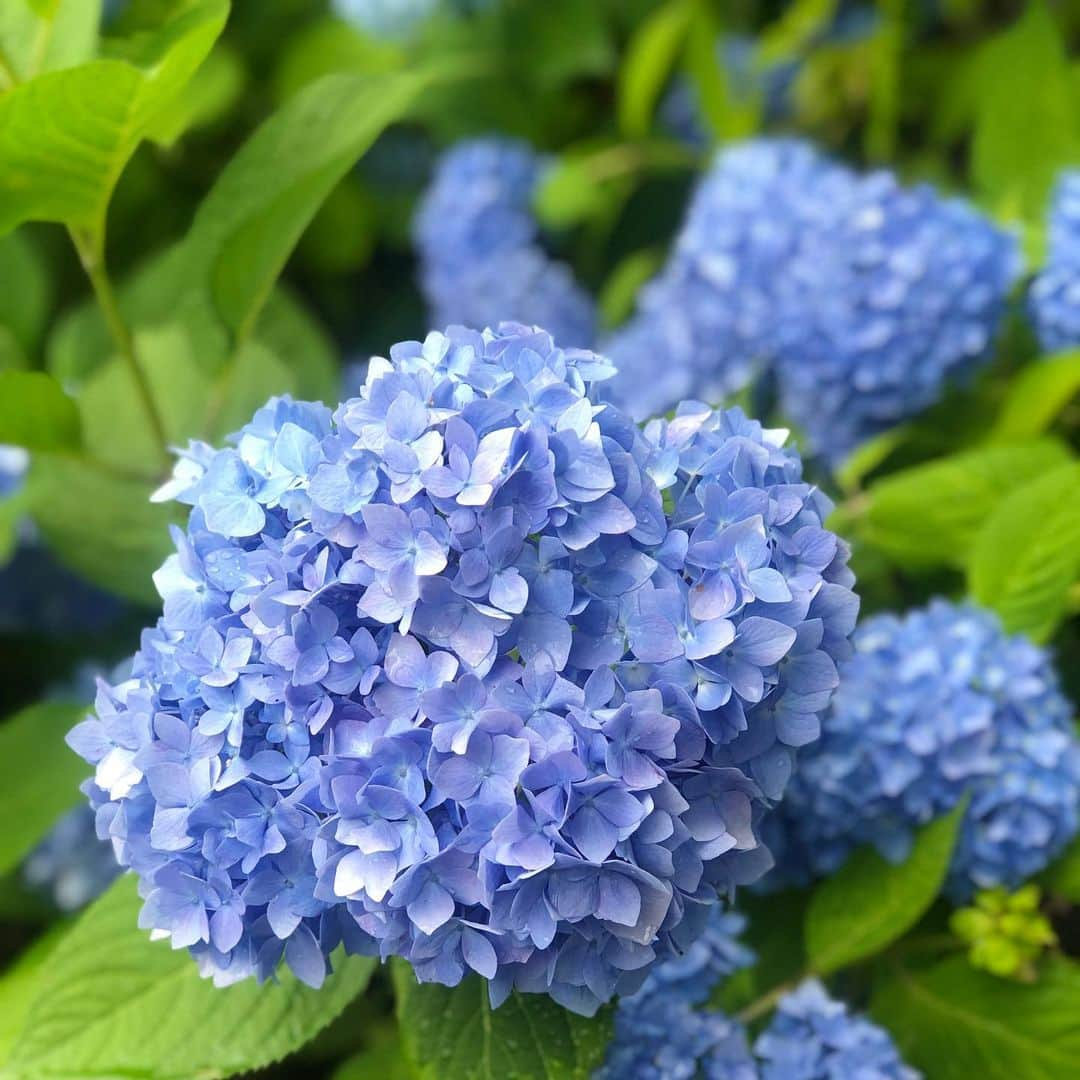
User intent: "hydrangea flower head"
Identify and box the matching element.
[415,139,595,347]
[755,980,920,1079]
[1029,171,1080,353]
[68,323,855,1013]
[775,171,1020,464]
[765,600,1080,901]
[23,806,120,912]
[603,139,853,421]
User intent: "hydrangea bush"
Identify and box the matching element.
[764,601,1080,900]
[67,323,856,1011]
[1029,171,1080,354]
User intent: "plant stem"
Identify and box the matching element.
[735,975,805,1025]
[68,227,171,467]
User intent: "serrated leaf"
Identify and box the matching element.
[0,700,89,878]
[0,0,101,84]
[871,955,1080,1079]
[805,802,965,976]
[392,962,611,1080]
[24,454,177,605]
[0,0,228,236]
[862,439,1071,568]
[0,371,80,451]
[968,462,1080,642]
[180,68,426,340]
[6,875,375,1079]
[971,2,1079,222]
[617,0,694,138]
[989,351,1080,443]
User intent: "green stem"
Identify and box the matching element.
[735,974,806,1025]
[68,227,171,467]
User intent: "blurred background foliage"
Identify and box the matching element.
[1,1,1079,1077]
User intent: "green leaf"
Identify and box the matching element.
[25,454,177,604]
[758,0,839,65]
[1041,836,1080,903]
[272,15,404,103]
[684,3,759,141]
[0,0,228,236]
[180,68,427,341]
[146,42,246,147]
[598,248,664,330]
[971,2,1079,222]
[617,0,693,138]
[861,439,1071,568]
[968,462,1080,642]
[871,955,1080,1079]
[393,962,611,1080]
[805,802,965,976]
[6,875,376,1079]
[0,699,89,878]
[989,351,1080,443]
[332,1024,416,1080]
[0,371,80,451]
[0,927,66,1068]
[0,0,101,84]
[0,231,50,356]
[835,424,911,494]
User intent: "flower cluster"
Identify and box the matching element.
[595,909,757,1080]
[603,139,1017,463]
[754,980,920,1080]
[23,806,120,912]
[603,139,851,422]
[773,168,1020,464]
[414,139,596,347]
[68,323,855,1013]
[1029,171,1080,354]
[764,600,1080,901]
[597,922,918,1080]
[950,885,1057,982]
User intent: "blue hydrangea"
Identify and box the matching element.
[23,806,120,912]
[68,323,855,1012]
[774,170,1020,464]
[332,0,439,39]
[764,600,1080,902]
[603,139,853,421]
[1029,171,1080,354]
[596,909,756,1080]
[415,139,596,348]
[755,980,920,1080]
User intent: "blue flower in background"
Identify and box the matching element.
[23,805,120,912]
[1030,171,1080,354]
[763,600,1080,902]
[774,170,1020,464]
[332,0,439,39]
[68,323,855,1011]
[0,445,27,501]
[414,139,596,347]
[755,980,920,1079]
[603,139,853,421]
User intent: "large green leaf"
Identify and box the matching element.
[0,371,80,451]
[0,927,66,1068]
[968,462,1080,643]
[805,803,965,976]
[393,962,611,1080]
[871,955,1080,1079]
[6,875,376,1079]
[1041,836,1080,904]
[616,0,693,138]
[0,700,89,878]
[0,0,228,236]
[0,0,100,84]
[860,439,1071,568]
[180,68,427,341]
[989,351,1080,443]
[0,231,50,358]
[971,2,1079,222]
[24,454,177,605]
